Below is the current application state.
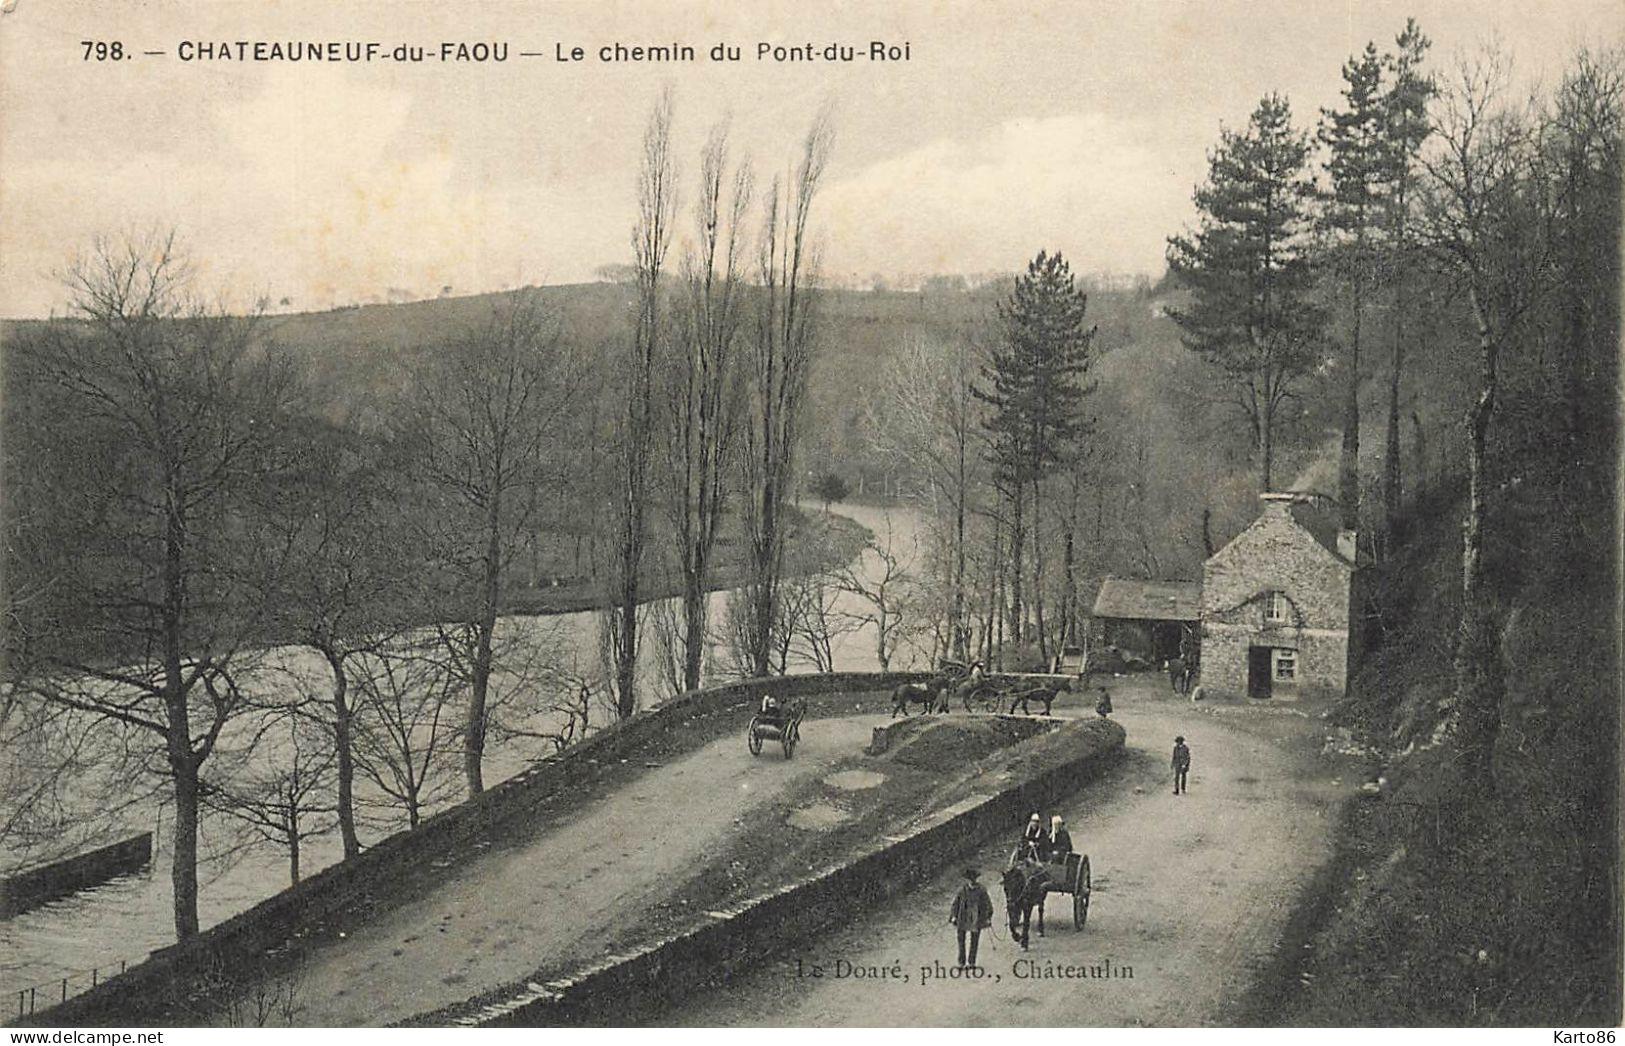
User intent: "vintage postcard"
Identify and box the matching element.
[1,0,1620,1033]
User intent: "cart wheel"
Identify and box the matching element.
[1073,855,1091,930]
[748,720,763,756]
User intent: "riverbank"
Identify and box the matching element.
[498,507,870,616]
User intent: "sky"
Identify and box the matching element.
[0,0,1619,317]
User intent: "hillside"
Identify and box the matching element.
[1242,388,1621,1024]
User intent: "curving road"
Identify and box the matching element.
[284,711,887,1026]
[657,684,1347,1027]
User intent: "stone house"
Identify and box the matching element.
[1198,493,1357,700]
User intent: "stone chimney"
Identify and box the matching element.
[1337,529,1358,562]
[1259,492,1296,518]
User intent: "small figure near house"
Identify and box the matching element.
[1019,812,1049,862]
[949,867,994,967]
[1172,735,1192,795]
[1048,815,1073,861]
[1095,688,1113,718]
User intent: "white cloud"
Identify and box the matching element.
[817,113,1187,280]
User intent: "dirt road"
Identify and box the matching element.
[658,684,1347,1027]
[287,712,885,1026]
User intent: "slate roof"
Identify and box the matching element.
[1091,577,1202,622]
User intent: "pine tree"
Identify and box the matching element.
[1168,94,1324,492]
[1380,20,1435,541]
[974,250,1096,646]
[1320,43,1390,531]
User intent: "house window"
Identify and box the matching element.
[1273,648,1298,681]
[1265,591,1290,624]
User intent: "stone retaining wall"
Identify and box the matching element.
[410,715,1125,1027]
[1,834,153,918]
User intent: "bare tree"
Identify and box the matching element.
[1416,45,1555,787]
[736,111,834,676]
[265,422,414,859]
[403,293,576,795]
[4,231,299,940]
[350,640,462,830]
[606,89,678,718]
[662,118,753,693]
[863,328,985,660]
[203,710,337,885]
[833,517,922,672]
[781,569,856,673]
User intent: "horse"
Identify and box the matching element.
[1008,678,1072,716]
[890,677,948,717]
[1166,657,1195,697]
[1001,856,1052,949]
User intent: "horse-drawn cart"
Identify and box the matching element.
[1003,848,1093,947]
[747,698,805,759]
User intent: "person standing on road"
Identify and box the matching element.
[1172,736,1191,794]
[949,868,994,967]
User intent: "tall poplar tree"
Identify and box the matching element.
[1168,93,1324,492]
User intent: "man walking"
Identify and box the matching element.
[949,867,994,967]
[1172,735,1191,794]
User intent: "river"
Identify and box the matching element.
[0,502,933,1004]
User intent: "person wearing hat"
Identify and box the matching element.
[1048,815,1073,861]
[949,867,994,967]
[1019,812,1049,862]
[1172,735,1192,794]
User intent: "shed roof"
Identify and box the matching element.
[1092,577,1202,622]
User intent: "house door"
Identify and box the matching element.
[1247,646,1272,699]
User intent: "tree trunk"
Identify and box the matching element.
[1384,274,1407,541]
[1008,485,1024,646]
[1339,278,1362,530]
[168,750,200,940]
[162,480,200,941]
[1031,477,1048,662]
[952,438,969,660]
[467,498,501,796]
[288,808,302,885]
[1260,395,1275,492]
[1454,289,1504,789]
[1060,520,1077,649]
[325,648,360,860]
[681,572,706,692]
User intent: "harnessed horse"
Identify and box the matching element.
[1001,855,1053,949]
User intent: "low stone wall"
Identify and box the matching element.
[411,715,1125,1027]
[1,834,153,918]
[22,671,934,1027]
